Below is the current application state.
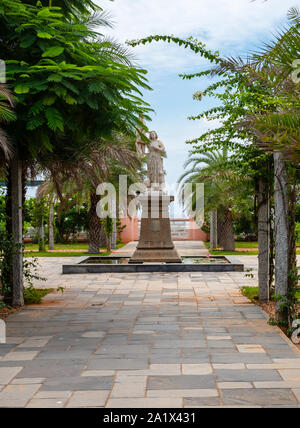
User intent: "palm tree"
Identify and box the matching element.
[38,132,142,253]
[179,149,253,251]
[0,83,14,163]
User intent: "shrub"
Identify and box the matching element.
[24,287,53,305]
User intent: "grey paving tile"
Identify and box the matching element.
[221,388,298,407]
[35,350,92,360]
[87,358,148,370]
[184,397,220,407]
[211,354,273,364]
[207,341,235,349]
[41,376,114,391]
[215,369,282,382]
[148,375,216,390]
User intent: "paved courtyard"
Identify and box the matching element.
[1,243,300,408]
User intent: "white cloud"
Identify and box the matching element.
[100,0,294,42]
[98,0,296,73]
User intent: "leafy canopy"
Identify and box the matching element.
[0,0,152,158]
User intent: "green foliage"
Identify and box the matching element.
[241,286,259,303]
[55,202,88,243]
[23,256,47,289]
[102,216,113,238]
[0,0,152,306]
[1,0,152,160]
[128,35,220,64]
[270,267,300,334]
[0,193,6,230]
[116,218,126,244]
[179,148,254,223]
[0,231,46,301]
[0,231,21,299]
[24,287,53,305]
[296,203,300,222]
[0,83,15,160]
[101,215,113,252]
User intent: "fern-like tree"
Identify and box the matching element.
[0,0,151,305]
[0,83,14,162]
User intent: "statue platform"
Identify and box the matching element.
[129,191,182,263]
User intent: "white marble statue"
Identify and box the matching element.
[136,121,167,191]
[147,131,166,190]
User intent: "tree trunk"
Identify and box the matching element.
[38,224,45,252]
[258,179,270,303]
[287,171,297,329]
[111,218,117,250]
[217,210,223,246]
[11,156,24,307]
[210,210,218,249]
[269,206,275,293]
[218,209,235,251]
[3,169,13,302]
[274,152,289,321]
[107,235,112,253]
[22,165,26,236]
[48,200,54,250]
[88,191,106,253]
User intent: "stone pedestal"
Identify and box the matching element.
[130,191,182,263]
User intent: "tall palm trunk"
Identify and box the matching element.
[111,218,117,250]
[274,152,289,321]
[258,178,270,303]
[210,210,218,249]
[48,200,54,250]
[11,155,24,307]
[22,165,26,235]
[287,170,297,329]
[218,208,235,251]
[88,191,106,253]
[3,168,13,302]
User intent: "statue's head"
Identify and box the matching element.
[149,131,158,140]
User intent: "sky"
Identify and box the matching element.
[94,0,298,216]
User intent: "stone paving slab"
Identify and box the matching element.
[0,254,299,408]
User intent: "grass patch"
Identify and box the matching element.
[242,286,300,303]
[209,250,258,256]
[235,241,258,248]
[241,286,259,302]
[24,251,111,257]
[205,241,258,254]
[24,288,54,305]
[24,242,126,251]
[25,243,89,250]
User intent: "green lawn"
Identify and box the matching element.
[241,286,300,302]
[210,250,259,256]
[24,251,111,257]
[24,242,125,257]
[25,243,90,250]
[206,241,300,256]
[206,241,259,248]
[234,241,259,248]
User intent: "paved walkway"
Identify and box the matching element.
[1,243,300,408]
